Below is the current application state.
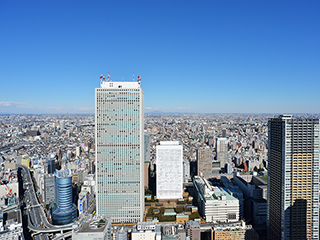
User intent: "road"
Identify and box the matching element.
[18,164,73,239]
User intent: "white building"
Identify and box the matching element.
[72,217,111,240]
[95,79,144,223]
[131,222,161,240]
[156,141,183,199]
[193,176,239,223]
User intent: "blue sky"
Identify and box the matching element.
[1,0,320,114]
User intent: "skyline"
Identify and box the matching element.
[1,1,320,114]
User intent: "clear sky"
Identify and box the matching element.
[1,0,320,114]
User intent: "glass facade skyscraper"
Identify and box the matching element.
[95,80,144,223]
[268,115,319,240]
[52,168,77,225]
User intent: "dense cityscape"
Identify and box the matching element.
[1,0,320,239]
[0,79,319,240]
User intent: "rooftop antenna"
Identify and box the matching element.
[133,72,135,82]
[137,75,141,85]
[108,72,110,82]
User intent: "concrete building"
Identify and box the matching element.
[216,138,228,171]
[220,176,244,220]
[72,217,111,240]
[76,147,81,157]
[212,221,259,240]
[185,221,200,240]
[4,160,16,171]
[44,174,55,205]
[16,154,30,168]
[183,158,191,183]
[225,162,233,174]
[268,115,319,240]
[233,173,267,229]
[95,80,144,223]
[144,130,151,163]
[131,222,161,240]
[156,141,183,199]
[196,147,212,176]
[59,120,65,130]
[212,161,221,174]
[0,209,23,240]
[47,158,55,174]
[208,135,214,147]
[112,226,128,240]
[161,224,179,240]
[144,131,151,189]
[193,176,239,223]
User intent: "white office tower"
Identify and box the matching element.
[156,141,183,199]
[95,79,144,223]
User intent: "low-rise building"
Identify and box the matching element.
[0,209,23,240]
[132,222,161,240]
[72,217,111,240]
[185,221,200,240]
[212,221,259,240]
[112,226,128,240]
[161,224,179,240]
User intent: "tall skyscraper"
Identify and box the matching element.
[268,115,319,240]
[51,168,77,225]
[197,147,212,176]
[95,79,144,223]
[156,141,183,199]
[216,137,228,171]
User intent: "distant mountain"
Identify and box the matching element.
[145,111,196,114]
[145,111,165,114]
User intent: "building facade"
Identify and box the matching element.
[193,176,239,223]
[95,80,144,223]
[156,141,183,199]
[212,221,259,240]
[72,217,111,240]
[216,138,228,171]
[196,147,212,176]
[44,174,55,205]
[267,115,319,240]
[52,168,77,225]
[131,222,161,240]
[185,221,200,240]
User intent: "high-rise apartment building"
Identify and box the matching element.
[216,137,228,171]
[95,80,144,223]
[197,147,212,176]
[268,115,319,240]
[156,141,183,199]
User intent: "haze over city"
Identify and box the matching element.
[1,0,320,114]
